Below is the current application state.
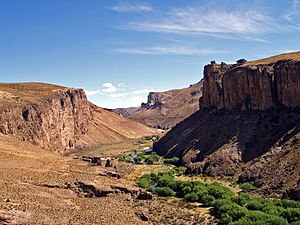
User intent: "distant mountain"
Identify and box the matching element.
[129,80,203,130]
[108,107,140,117]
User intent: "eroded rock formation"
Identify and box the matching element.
[154,52,300,198]
[0,88,91,152]
[201,59,300,110]
[0,83,156,153]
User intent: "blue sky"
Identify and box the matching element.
[0,0,299,108]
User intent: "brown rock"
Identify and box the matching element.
[201,54,300,110]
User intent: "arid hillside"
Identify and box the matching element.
[0,134,151,224]
[0,82,156,153]
[130,81,203,129]
[154,52,300,199]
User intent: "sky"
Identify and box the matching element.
[0,0,300,108]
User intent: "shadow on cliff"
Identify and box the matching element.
[154,106,300,168]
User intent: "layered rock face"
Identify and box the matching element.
[0,88,91,152]
[130,81,203,129]
[154,52,300,198]
[201,59,300,110]
[0,83,156,153]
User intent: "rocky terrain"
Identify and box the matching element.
[154,52,300,199]
[0,83,155,154]
[108,107,140,118]
[129,81,203,129]
[0,134,155,224]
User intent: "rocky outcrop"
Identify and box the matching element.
[0,83,156,153]
[108,107,140,117]
[201,59,300,110]
[155,52,300,198]
[130,81,203,129]
[0,88,91,152]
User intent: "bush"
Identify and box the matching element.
[240,182,256,191]
[155,187,175,197]
[236,58,247,64]
[134,155,143,163]
[138,178,150,188]
[163,157,179,165]
[144,157,155,164]
[280,208,300,223]
[184,192,199,202]
[200,194,215,205]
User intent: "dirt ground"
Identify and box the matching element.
[0,134,215,224]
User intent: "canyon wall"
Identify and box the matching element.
[201,59,300,110]
[0,88,91,153]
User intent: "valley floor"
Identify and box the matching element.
[0,134,215,225]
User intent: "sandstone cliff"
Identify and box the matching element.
[0,83,155,153]
[201,52,300,110]
[154,52,300,198]
[130,81,203,129]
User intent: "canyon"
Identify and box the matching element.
[129,81,203,129]
[0,83,155,154]
[154,52,300,199]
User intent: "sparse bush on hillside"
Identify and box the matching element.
[236,58,247,64]
[163,157,180,165]
[155,187,175,197]
[240,182,256,191]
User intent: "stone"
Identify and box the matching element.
[201,60,300,110]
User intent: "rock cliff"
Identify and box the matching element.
[201,52,300,110]
[130,81,203,129]
[0,83,156,153]
[154,52,300,198]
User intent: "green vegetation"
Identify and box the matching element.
[138,170,300,225]
[118,151,161,164]
[239,182,257,192]
[163,156,180,165]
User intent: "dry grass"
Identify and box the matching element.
[0,134,149,224]
[244,51,300,66]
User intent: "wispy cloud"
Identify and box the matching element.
[116,46,226,55]
[110,3,153,13]
[86,83,155,100]
[283,0,300,29]
[125,8,279,36]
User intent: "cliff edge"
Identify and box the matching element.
[0,83,155,153]
[154,52,300,199]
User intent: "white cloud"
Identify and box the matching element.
[110,3,153,13]
[124,8,280,36]
[116,46,226,56]
[108,93,129,98]
[283,0,300,29]
[101,82,117,93]
[103,82,113,88]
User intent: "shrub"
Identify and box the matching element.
[156,173,176,188]
[240,182,256,191]
[236,58,247,64]
[280,208,300,223]
[218,203,247,221]
[147,186,154,192]
[155,187,175,197]
[138,178,150,188]
[184,192,199,202]
[173,166,187,176]
[163,157,179,165]
[134,155,143,163]
[144,157,155,164]
[200,195,215,205]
